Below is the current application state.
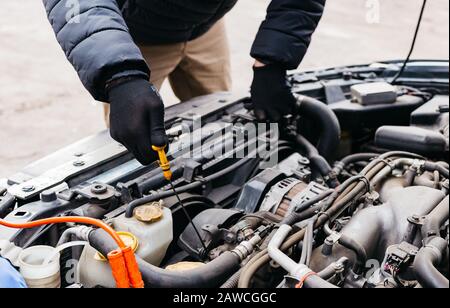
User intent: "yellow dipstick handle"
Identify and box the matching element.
[152,145,173,181]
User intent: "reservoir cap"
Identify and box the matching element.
[133,202,164,223]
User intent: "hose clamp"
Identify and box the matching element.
[326,231,342,245]
[379,158,396,171]
[292,264,316,285]
[411,159,426,173]
[359,176,372,193]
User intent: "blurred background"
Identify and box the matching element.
[0,0,448,176]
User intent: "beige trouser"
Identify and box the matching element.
[104,19,232,123]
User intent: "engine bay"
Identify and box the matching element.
[1,60,448,288]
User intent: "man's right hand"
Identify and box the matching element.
[107,78,168,165]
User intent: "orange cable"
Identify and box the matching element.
[0,216,126,249]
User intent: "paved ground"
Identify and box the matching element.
[0,0,448,177]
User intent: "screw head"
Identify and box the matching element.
[22,185,35,193]
[73,160,85,167]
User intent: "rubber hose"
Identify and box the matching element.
[424,161,449,178]
[333,153,378,175]
[295,135,339,187]
[296,96,341,161]
[280,190,333,225]
[413,237,449,288]
[338,235,367,274]
[89,229,241,288]
[421,196,449,241]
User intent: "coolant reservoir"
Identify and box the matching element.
[113,203,173,264]
[19,246,61,288]
[77,203,173,288]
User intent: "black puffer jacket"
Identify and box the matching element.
[42,0,325,101]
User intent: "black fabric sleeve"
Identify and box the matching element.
[251,0,326,70]
[42,0,150,101]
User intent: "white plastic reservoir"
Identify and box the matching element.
[19,245,61,288]
[77,206,173,288]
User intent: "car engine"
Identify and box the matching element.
[1,60,448,288]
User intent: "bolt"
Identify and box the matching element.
[225,233,235,244]
[412,215,421,222]
[41,190,57,202]
[73,160,85,167]
[342,71,353,81]
[74,152,84,157]
[22,185,35,193]
[298,157,310,165]
[91,184,107,195]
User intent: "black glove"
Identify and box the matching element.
[250,65,296,122]
[107,78,168,165]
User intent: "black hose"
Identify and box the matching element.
[280,190,333,226]
[323,222,367,274]
[340,153,378,165]
[296,96,341,161]
[338,235,367,274]
[421,196,449,241]
[413,237,449,288]
[424,161,449,179]
[280,204,322,226]
[89,229,241,288]
[333,153,378,176]
[125,157,256,217]
[295,135,339,187]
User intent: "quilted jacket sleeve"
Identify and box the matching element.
[251,0,326,70]
[42,0,150,101]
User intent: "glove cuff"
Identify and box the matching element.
[253,64,287,80]
[105,76,149,101]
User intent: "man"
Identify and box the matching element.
[42,0,325,164]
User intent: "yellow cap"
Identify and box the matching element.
[133,202,164,223]
[95,231,139,261]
